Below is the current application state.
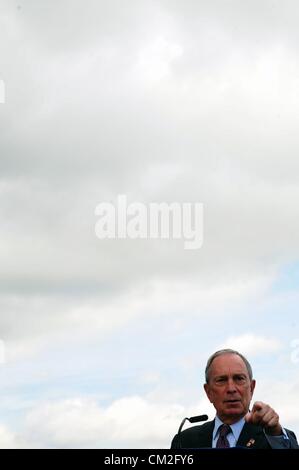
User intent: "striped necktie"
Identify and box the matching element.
[216,424,231,448]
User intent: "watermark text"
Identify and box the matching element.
[95,195,203,250]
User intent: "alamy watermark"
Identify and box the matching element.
[95,195,203,250]
[0,80,5,104]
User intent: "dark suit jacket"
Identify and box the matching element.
[171,420,299,449]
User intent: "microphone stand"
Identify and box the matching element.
[177,414,208,449]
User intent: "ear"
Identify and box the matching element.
[250,379,256,396]
[204,383,212,402]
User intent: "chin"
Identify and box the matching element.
[224,406,244,416]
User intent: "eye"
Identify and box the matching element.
[215,377,226,384]
[235,376,246,383]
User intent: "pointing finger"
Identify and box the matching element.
[251,401,264,413]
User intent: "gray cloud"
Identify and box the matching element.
[1,0,299,348]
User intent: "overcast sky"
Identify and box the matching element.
[0,0,299,448]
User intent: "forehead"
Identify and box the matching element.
[210,354,249,377]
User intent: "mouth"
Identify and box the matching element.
[224,399,241,404]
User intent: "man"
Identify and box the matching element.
[171,349,298,449]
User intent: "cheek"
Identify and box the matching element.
[211,392,222,403]
[244,389,253,400]
[206,389,216,402]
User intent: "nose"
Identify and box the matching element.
[226,378,237,393]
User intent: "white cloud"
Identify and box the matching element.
[136,36,183,83]
[1,272,275,362]
[220,334,282,357]
[0,424,26,449]
[24,396,188,448]
[8,382,299,448]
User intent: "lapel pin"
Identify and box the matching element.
[246,438,255,447]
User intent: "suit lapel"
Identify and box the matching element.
[197,420,215,448]
[237,422,268,448]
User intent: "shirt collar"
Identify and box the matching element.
[213,415,246,442]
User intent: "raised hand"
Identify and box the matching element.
[245,401,282,436]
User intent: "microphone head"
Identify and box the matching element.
[188,414,208,423]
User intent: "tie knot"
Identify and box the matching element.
[219,424,231,438]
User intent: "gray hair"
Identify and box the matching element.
[205,349,253,383]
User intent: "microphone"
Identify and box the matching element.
[189,414,208,423]
[177,414,208,449]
